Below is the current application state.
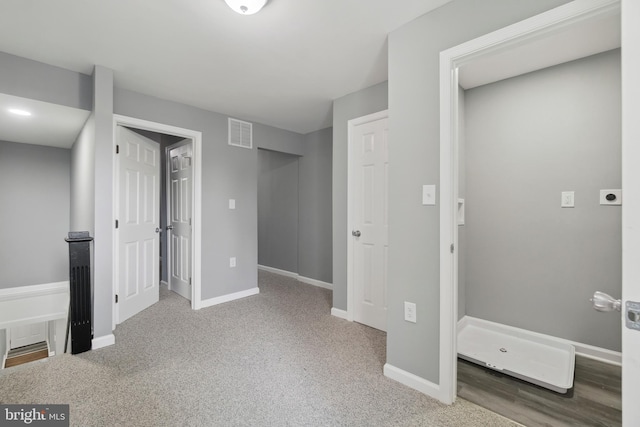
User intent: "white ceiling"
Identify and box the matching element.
[0,0,451,135]
[459,12,620,90]
[0,94,90,149]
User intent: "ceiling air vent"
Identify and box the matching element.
[228,118,253,149]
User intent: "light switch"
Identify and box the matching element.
[561,191,574,208]
[229,199,236,210]
[422,185,436,206]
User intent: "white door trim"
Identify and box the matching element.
[112,114,203,327]
[438,0,620,405]
[347,109,389,323]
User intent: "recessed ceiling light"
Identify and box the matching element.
[8,108,32,117]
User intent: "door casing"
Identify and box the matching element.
[113,114,203,327]
[438,0,621,405]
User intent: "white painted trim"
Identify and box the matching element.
[298,276,332,290]
[0,281,69,302]
[257,265,298,279]
[330,308,349,320]
[439,0,620,405]
[160,280,168,288]
[257,265,333,290]
[199,287,260,309]
[383,363,445,401]
[459,316,621,366]
[92,334,115,350]
[112,115,203,319]
[347,110,389,324]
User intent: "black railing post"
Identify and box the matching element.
[65,231,93,354]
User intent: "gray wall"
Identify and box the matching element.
[0,141,70,288]
[71,115,95,233]
[299,127,333,283]
[463,50,621,351]
[386,0,570,383]
[0,51,92,111]
[258,149,300,273]
[332,81,388,309]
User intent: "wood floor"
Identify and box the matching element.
[457,355,621,427]
[4,341,49,368]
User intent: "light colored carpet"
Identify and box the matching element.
[0,271,517,426]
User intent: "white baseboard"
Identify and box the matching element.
[331,308,349,320]
[160,280,168,288]
[298,276,332,290]
[258,265,298,278]
[92,334,115,350]
[383,363,444,401]
[459,316,621,366]
[199,287,260,309]
[258,265,333,290]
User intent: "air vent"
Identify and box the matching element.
[228,118,253,149]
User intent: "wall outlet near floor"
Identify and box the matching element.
[561,191,575,208]
[404,301,417,323]
[229,257,236,268]
[229,199,236,209]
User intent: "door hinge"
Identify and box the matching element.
[189,218,192,226]
[116,144,119,154]
[189,277,192,285]
[115,294,119,304]
[450,244,455,254]
[115,219,119,229]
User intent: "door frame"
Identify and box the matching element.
[113,114,203,326]
[165,138,194,300]
[346,109,389,322]
[438,0,620,405]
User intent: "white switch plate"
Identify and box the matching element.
[422,185,436,206]
[600,189,622,205]
[230,257,236,268]
[561,191,575,208]
[404,301,417,323]
[229,199,236,210]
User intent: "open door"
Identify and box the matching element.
[621,0,640,423]
[115,126,160,323]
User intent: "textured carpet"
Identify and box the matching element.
[0,271,517,426]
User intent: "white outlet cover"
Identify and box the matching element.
[229,199,236,209]
[561,191,575,208]
[422,185,436,206]
[230,257,236,267]
[600,189,622,205]
[404,301,417,323]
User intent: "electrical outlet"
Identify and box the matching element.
[404,301,417,323]
[561,191,575,208]
[229,199,236,209]
[230,257,236,268]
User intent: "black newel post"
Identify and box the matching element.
[65,231,94,354]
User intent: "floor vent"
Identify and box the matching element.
[4,341,49,368]
[228,118,253,149]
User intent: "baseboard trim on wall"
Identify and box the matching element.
[383,363,443,401]
[458,316,621,366]
[258,265,333,290]
[160,280,168,288]
[199,287,260,309]
[92,334,115,350]
[330,308,349,320]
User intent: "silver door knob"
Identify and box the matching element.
[352,230,361,237]
[155,227,162,233]
[166,225,174,230]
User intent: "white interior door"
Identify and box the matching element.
[9,323,46,349]
[168,142,192,301]
[350,113,389,331]
[621,0,640,423]
[117,126,160,323]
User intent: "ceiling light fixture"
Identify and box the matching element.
[8,108,31,117]
[225,0,267,15]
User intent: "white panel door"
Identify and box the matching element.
[622,1,640,424]
[351,116,389,331]
[168,142,192,301]
[117,126,160,323]
[10,322,46,349]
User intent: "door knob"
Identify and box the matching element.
[352,230,361,237]
[591,291,621,312]
[166,225,174,231]
[155,227,162,233]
